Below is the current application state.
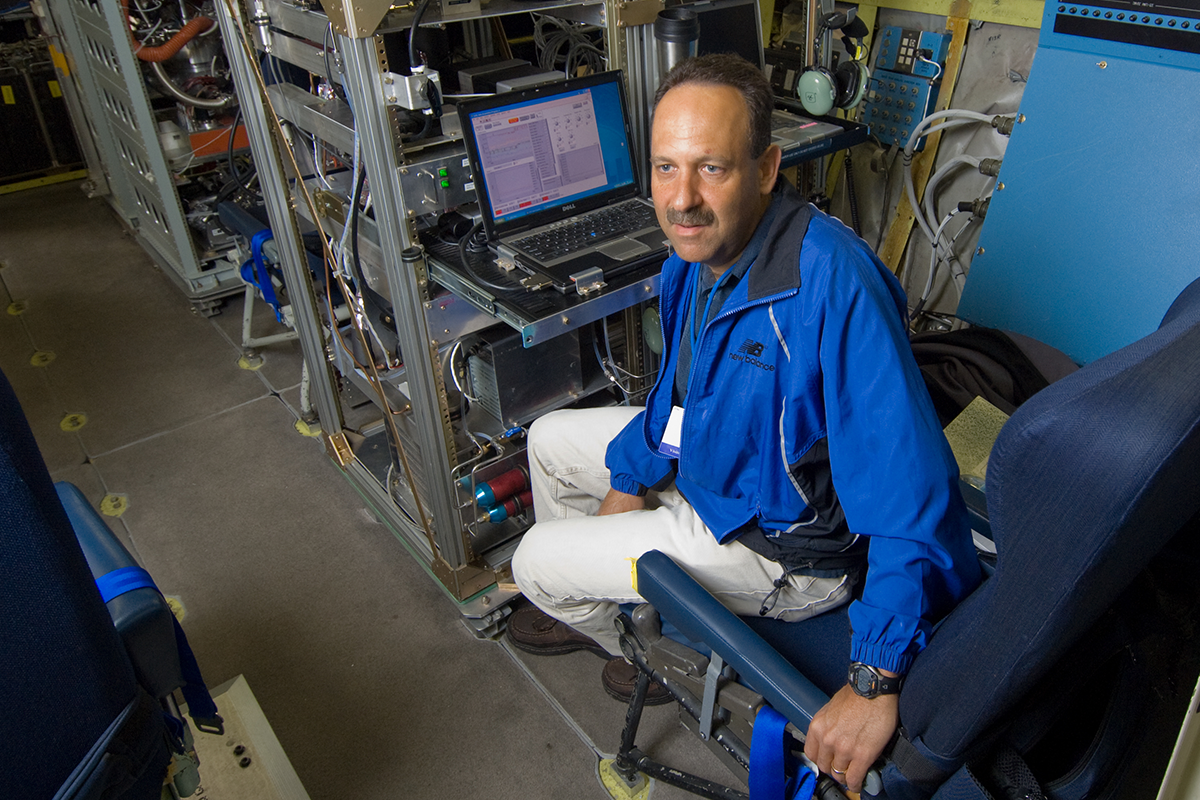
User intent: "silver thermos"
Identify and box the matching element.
[655,8,700,77]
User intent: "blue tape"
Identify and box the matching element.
[246,228,283,323]
[95,565,157,604]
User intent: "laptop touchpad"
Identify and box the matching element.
[598,237,652,260]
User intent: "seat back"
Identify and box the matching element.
[898,277,1200,770]
[0,368,169,799]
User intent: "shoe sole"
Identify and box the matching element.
[602,680,674,706]
[506,629,612,659]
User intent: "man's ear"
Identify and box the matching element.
[758,143,783,195]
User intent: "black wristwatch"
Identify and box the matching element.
[847,662,903,699]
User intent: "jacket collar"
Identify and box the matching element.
[747,180,814,302]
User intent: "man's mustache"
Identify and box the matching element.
[665,208,715,227]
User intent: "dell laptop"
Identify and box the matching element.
[457,70,668,294]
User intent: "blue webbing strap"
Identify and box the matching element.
[241,228,283,323]
[750,705,816,800]
[95,566,224,734]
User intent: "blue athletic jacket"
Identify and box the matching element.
[606,184,981,674]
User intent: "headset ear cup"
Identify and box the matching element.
[797,66,836,116]
[834,60,859,108]
[847,62,869,108]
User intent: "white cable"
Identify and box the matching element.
[601,316,630,404]
[450,341,480,401]
[923,154,980,247]
[902,118,982,244]
[313,137,333,191]
[915,55,942,82]
[923,208,962,306]
[904,109,995,154]
[899,106,1011,248]
[335,130,360,281]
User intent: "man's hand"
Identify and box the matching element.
[803,682,899,792]
[597,488,645,516]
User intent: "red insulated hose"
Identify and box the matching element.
[123,0,215,63]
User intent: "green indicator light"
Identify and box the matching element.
[440,179,450,188]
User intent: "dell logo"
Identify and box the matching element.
[562,204,576,212]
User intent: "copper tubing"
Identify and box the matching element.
[123,0,216,63]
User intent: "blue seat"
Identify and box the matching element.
[615,276,1200,799]
[0,367,220,799]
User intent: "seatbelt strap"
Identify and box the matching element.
[95,566,224,734]
[750,705,816,800]
[890,730,954,788]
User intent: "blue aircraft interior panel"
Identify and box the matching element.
[957,1,1200,364]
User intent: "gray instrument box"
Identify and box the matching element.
[467,327,582,428]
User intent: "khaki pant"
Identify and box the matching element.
[510,406,851,656]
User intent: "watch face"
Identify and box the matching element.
[851,665,875,695]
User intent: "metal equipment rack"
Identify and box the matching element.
[38,0,246,311]
[215,0,670,635]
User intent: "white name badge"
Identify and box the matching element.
[658,406,685,458]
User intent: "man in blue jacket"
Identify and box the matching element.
[508,54,981,792]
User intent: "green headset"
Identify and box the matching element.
[797,13,870,117]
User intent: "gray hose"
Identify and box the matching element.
[150,60,235,109]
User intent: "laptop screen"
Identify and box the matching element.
[460,72,638,233]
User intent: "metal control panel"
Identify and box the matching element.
[397,146,476,218]
[864,27,951,148]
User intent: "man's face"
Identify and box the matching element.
[650,83,780,273]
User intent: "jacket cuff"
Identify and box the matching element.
[609,475,649,497]
[849,640,915,676]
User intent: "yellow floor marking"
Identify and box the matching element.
[598,758,650,800]
[165,595,186,622]
[60,412,87,431]
[30,350,55,367]
[294,419,322,437]
[100,493,128,517]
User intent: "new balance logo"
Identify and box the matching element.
[737,339,764,357]
[729,339,775,372]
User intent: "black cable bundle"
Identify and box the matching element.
[844,150,862,237]
[457,221,522,293]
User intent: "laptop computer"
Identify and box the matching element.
[457,70,668,294]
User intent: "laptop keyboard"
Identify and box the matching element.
[514,201,658,261]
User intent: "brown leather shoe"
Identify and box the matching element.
[506,604,611,658]
[601,657,672,706]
